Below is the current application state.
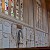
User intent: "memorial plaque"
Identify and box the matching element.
[17,29,23,43]
[12,24,17,39]
[9,35,17,48]
[12,24,17,30]
[31,34,34,40]
[3,24,11,33]
[27,28,30,40]
[3,33,9,48]
[20,36,23,43]
[40,32,43,47]
[30,29,34,40]
[0,40,3,48]
[0,24,2,31]
[3,33,8,38]
[35,30,40,47]
[23,41,26,48]
[3,37,9,48]
[45,34,49,46]
[27,41,31,48]
[22,27,27,48]
[41,33,45,46]
[35,35,38,43]
[19,44,23,48]
[0,31,2,40]
[10,41,17,48]
[35,43,39,47]
[3,21,11,27]
[31,41,34,47]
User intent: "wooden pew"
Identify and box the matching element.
[0,47,50,50]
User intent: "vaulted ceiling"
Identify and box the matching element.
[45,0,50,12]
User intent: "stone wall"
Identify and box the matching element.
[0,18,34,48]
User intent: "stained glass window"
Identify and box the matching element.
[0,0,23,21]
[11,0,14,17]
[0,0,2,12]
[2,0,5,13]
[16,0,23,21]
[5,0,8,15]
[20,0,23,21]
[16,0,19,19]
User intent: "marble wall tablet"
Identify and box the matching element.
[35,35,39,46]
[3,22,11,33]
[10,40,17,48]
[30,32,34,40]
[3,37,9,48]
[41,33,45,47]
[26,28,30,40]
[22,27,27,48]
[0,31,2,40]
[35,30,40,47]
[20,36,23,43]
[35,34,39,43]
[45,34,49,46]
[9,35,17,48]
[35,43,39,47]
[0,39,3,48]
[31,41,34,47]
[3,21,11,27]
[27,41,31,48]
[2,33,9,48]
[19,44,23,48]
[3,33,8,38]
[17,29,23,43]
[41,32,45,47]
[0,24,2,31]
[12,24,17,40]
[23,41,26,48]
[12,24,17,31]
[29,29,34,40]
